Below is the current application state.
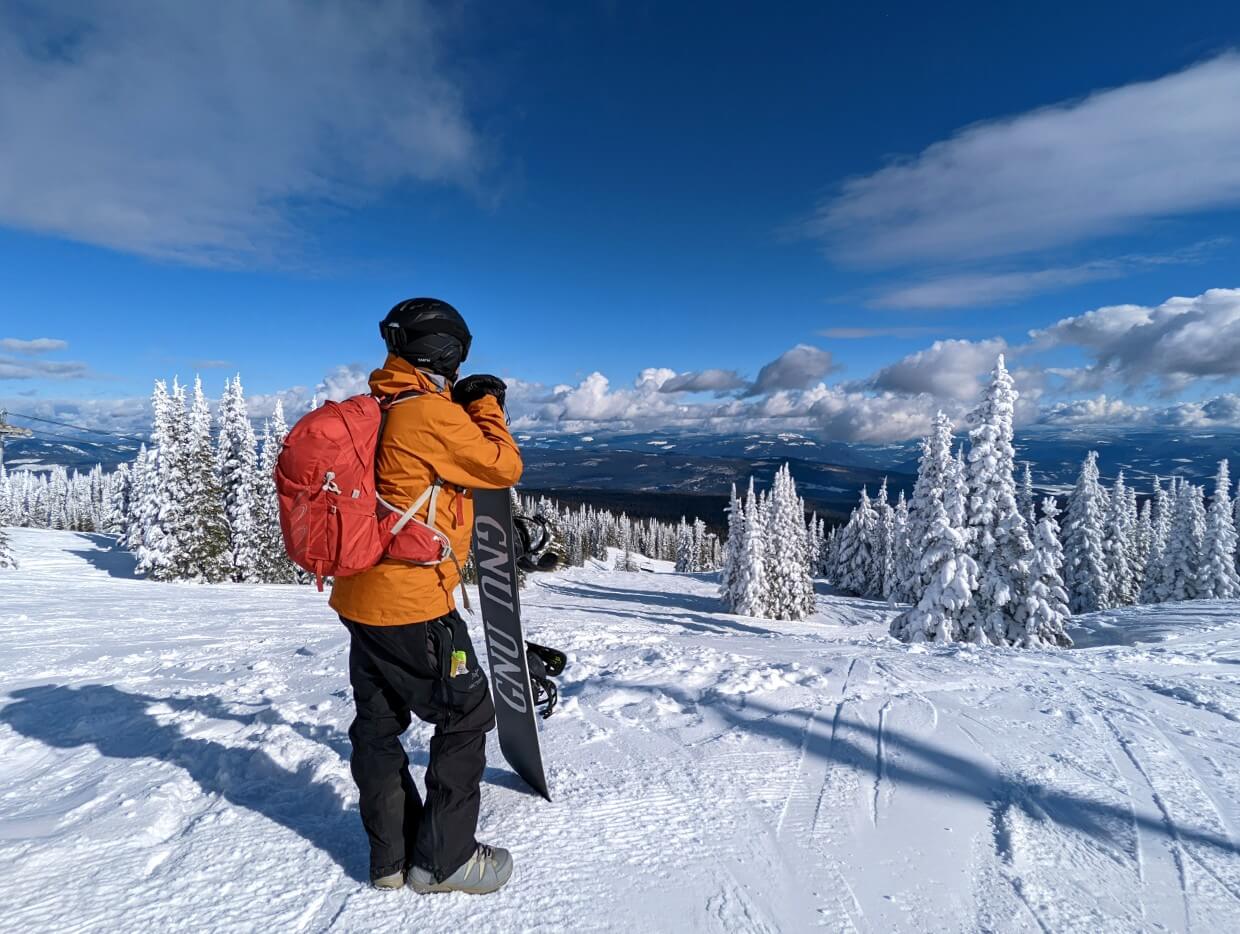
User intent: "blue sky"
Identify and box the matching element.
[3,1,1240,441]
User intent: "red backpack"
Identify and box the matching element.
[275,391,454,590]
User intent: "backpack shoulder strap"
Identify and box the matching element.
[374,388,432,489]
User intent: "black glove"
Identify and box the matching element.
[451,374,507,409]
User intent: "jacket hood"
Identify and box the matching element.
[368,354,451,399]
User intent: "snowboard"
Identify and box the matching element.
[471,488,551,801]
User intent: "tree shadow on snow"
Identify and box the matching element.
[537,581,777,637]
[611,679,1240,858]
[0,684,372,881]
[66,533,140,580]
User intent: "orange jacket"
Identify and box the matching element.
[328,355,523,626]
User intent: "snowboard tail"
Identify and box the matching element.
[472,488,551,800]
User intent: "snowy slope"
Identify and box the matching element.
[2,529,1239,933]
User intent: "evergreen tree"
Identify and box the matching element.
[136,379,189,580]
[1062,451,1110,614]
[1165,481,1206,602]
[217,375,261,581]
[103,461,130,535]
[674,518,693,572]
[764,465,815,620]
[890,490,914,603]
[960,355,1034,645]
[874,478,895,599]
[1016,496,1073,647]
[1201,460,1240,599]
[122,445,152,551]
[733,478,769,617]
[902,413,955,598]
[181,376,231,582]
[838,488,877,597]
[0,468,13,568]
[1103,472,1139,606]
[1017,462,1036,527]
[1141,478,1174,604]
[889,493,977,643]
[253,400,298,583]
[1133,498,1153,598]
[692,518,711,571]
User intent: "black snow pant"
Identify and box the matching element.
[342,611,496,883]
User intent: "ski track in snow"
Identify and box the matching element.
[2,529,1240,932]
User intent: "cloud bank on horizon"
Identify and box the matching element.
[10,290,1240,444]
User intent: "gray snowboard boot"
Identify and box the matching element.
[371,870,405,891]
[408,844,513,895]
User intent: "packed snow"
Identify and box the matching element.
[2,528,1240,932]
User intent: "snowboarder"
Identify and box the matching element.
[330,298,523,894]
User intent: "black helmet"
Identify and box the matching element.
[380,298,472,378]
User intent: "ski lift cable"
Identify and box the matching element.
[24,427,139,455]
[6,411,148,444]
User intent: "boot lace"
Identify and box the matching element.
[462,845,496,883]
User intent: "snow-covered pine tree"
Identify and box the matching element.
[103,461,130,535]
[733,478,770,617]
[692,518,711,571]
[1016,496,1073,647]
[136,379,189,580]
[763,465,815,619]
[890,490,914,603]
[874,478,895,600]
[252,400,298,583]
[122,445,150,551]
[1141,477,1173,604]
[674,518,693,572]
[838,488,878,597]
[1165,480,1205,602]
[960,354,1035,645]
[947,447,969,532]
[889,492,977,643]
[803,510,818,579]
[1017,462,1036,527]
[1201,460,1240,599]
[181,376,231,582]
[217,375,261,582]
[901,411,957,600]
[0,467,13,569]
[1061,451,1110,614]
[1133,497,1154,596]
[1103,471,1139,606]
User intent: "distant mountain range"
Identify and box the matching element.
[8,425,1240,524]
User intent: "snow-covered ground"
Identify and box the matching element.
[2,528,1240,933]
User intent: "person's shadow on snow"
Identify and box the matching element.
[0,684,369,883]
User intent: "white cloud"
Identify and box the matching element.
[0,1,479,265]
[869,338,1007,401]
[1031,288,1240,390]
[0,337,68,354]
[633,368,677,393]
[867,241,1225,310]
[808,54,1240,265]
[0,355,89,380]
[311,364,372,405]
[658,368,748,394]
[1037,395,1149,426]
[748,344,838,395]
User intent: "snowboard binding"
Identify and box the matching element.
[525,642,567,720]
[513,514,561,573]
